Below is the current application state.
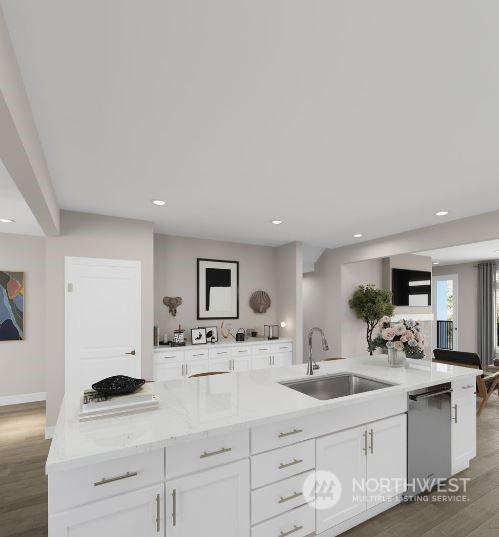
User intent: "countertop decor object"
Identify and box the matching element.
[372,318,425,367]
[249,290,271,313]
[91,375,145,396]
[236,328,245,342]
[264,324,279,340]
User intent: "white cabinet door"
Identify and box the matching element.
[252,355,272,369]
[273,352,293,368]
[154,360,184,381]
[209,356,233,372]
[366,414,407,509]
[316,425,367,532]
[185,358,209,377]
[452,394,476,474]
[50,484,163,537]
[232,356,251,371]
[166,459,249,537]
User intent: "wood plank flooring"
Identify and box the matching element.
[0,396,497,537]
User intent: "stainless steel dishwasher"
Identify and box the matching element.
[406,382,452,497]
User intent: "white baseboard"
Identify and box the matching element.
[0,391,46,406]
[45,426,55,440]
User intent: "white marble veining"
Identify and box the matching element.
[46,356,478,473]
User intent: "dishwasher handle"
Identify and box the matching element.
[409,388,452,401]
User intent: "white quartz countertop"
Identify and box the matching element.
[46,356,479,473]
[153,337,293,352]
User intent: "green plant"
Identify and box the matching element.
[348,285,394,355]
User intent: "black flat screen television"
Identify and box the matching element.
[392,268,431,307]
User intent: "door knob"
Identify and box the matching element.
[125,350,136,356]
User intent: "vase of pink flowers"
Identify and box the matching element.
[372,318,425,367]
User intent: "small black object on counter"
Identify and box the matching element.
[91,375,145,396]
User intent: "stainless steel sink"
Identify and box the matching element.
[280,373,394,400]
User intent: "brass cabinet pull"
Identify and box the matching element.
[279,524,303,536]
[278,491,302,504]
[369,429,374,454]
[93,471,137,486]
[362,430,368,455]
[462,384,474,389]
[217,351,228,355]
[172,489,177,527]
[192,353,205,357]
[278,428,303,438]
[278,458,303,470]
[156,493,161,532]
[200,446,232,459]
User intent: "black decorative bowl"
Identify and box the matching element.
[91,375,145,396]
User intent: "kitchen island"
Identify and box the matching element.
[46,357,478,537]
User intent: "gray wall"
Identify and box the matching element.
[0,233,46,398]
[433,262,478,354]
[154,234,279,341]
[45,211,154,427]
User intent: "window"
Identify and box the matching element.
[496,272,499,351]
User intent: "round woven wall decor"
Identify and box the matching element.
[249,290,271,313]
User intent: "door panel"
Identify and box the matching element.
[252,355,272,369]
[50,484,163,537]
[166,459,249,537]
[66,257,141,393]
[316,425,366,532]
[366,414,407,509]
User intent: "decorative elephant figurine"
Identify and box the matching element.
[163,296,183,317]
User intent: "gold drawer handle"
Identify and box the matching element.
[278,428,303,438]
[278,491,302,504]
[200,447,232,459]
[280,525,303,537]
[94,471,137,486]
[278,458,303,470]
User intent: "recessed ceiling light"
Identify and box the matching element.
[433,262,439,265]
[0,218,14,223]
[435,211,448,216]
[495,250,499,253]
[152,200,166,206]
[353,233,363,238]
[271,220,283,225]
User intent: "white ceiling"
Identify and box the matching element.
[420,239,499,266]
[3,1,499,247]
[0,159,43,236]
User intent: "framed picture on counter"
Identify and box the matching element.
[197,258,239,320]
[191,327,207,345]
[205,326,218,342]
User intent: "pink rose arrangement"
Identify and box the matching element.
[372,318,425,359]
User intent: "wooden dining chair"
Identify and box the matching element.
[433,349,499,415]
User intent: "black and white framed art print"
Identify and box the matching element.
[197,259,239,320]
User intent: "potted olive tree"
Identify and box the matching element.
[348,285,394,355]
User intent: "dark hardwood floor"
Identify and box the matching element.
[0,396,497,537]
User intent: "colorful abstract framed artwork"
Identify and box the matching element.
[0,271,24,340]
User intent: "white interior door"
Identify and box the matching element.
[432,274,458,350]
[66,257,141,394]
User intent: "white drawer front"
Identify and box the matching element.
[231,346,253,356]
[251,440,315,489]
[254,344,273,355]
[251,414,322,454]
[166,429,249,479]
[49,450,164,513]
[252,470,313,524]
[452,376,477,399]
[186,348,209,360]
[252,503,315,537]
[209,347,233,359]
[272,343,293,353]
[153,350,185,363]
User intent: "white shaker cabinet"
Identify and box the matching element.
[316,414,407,533]
[451,379,476,475]
[50,484,164,537]
[165,459,250,537]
